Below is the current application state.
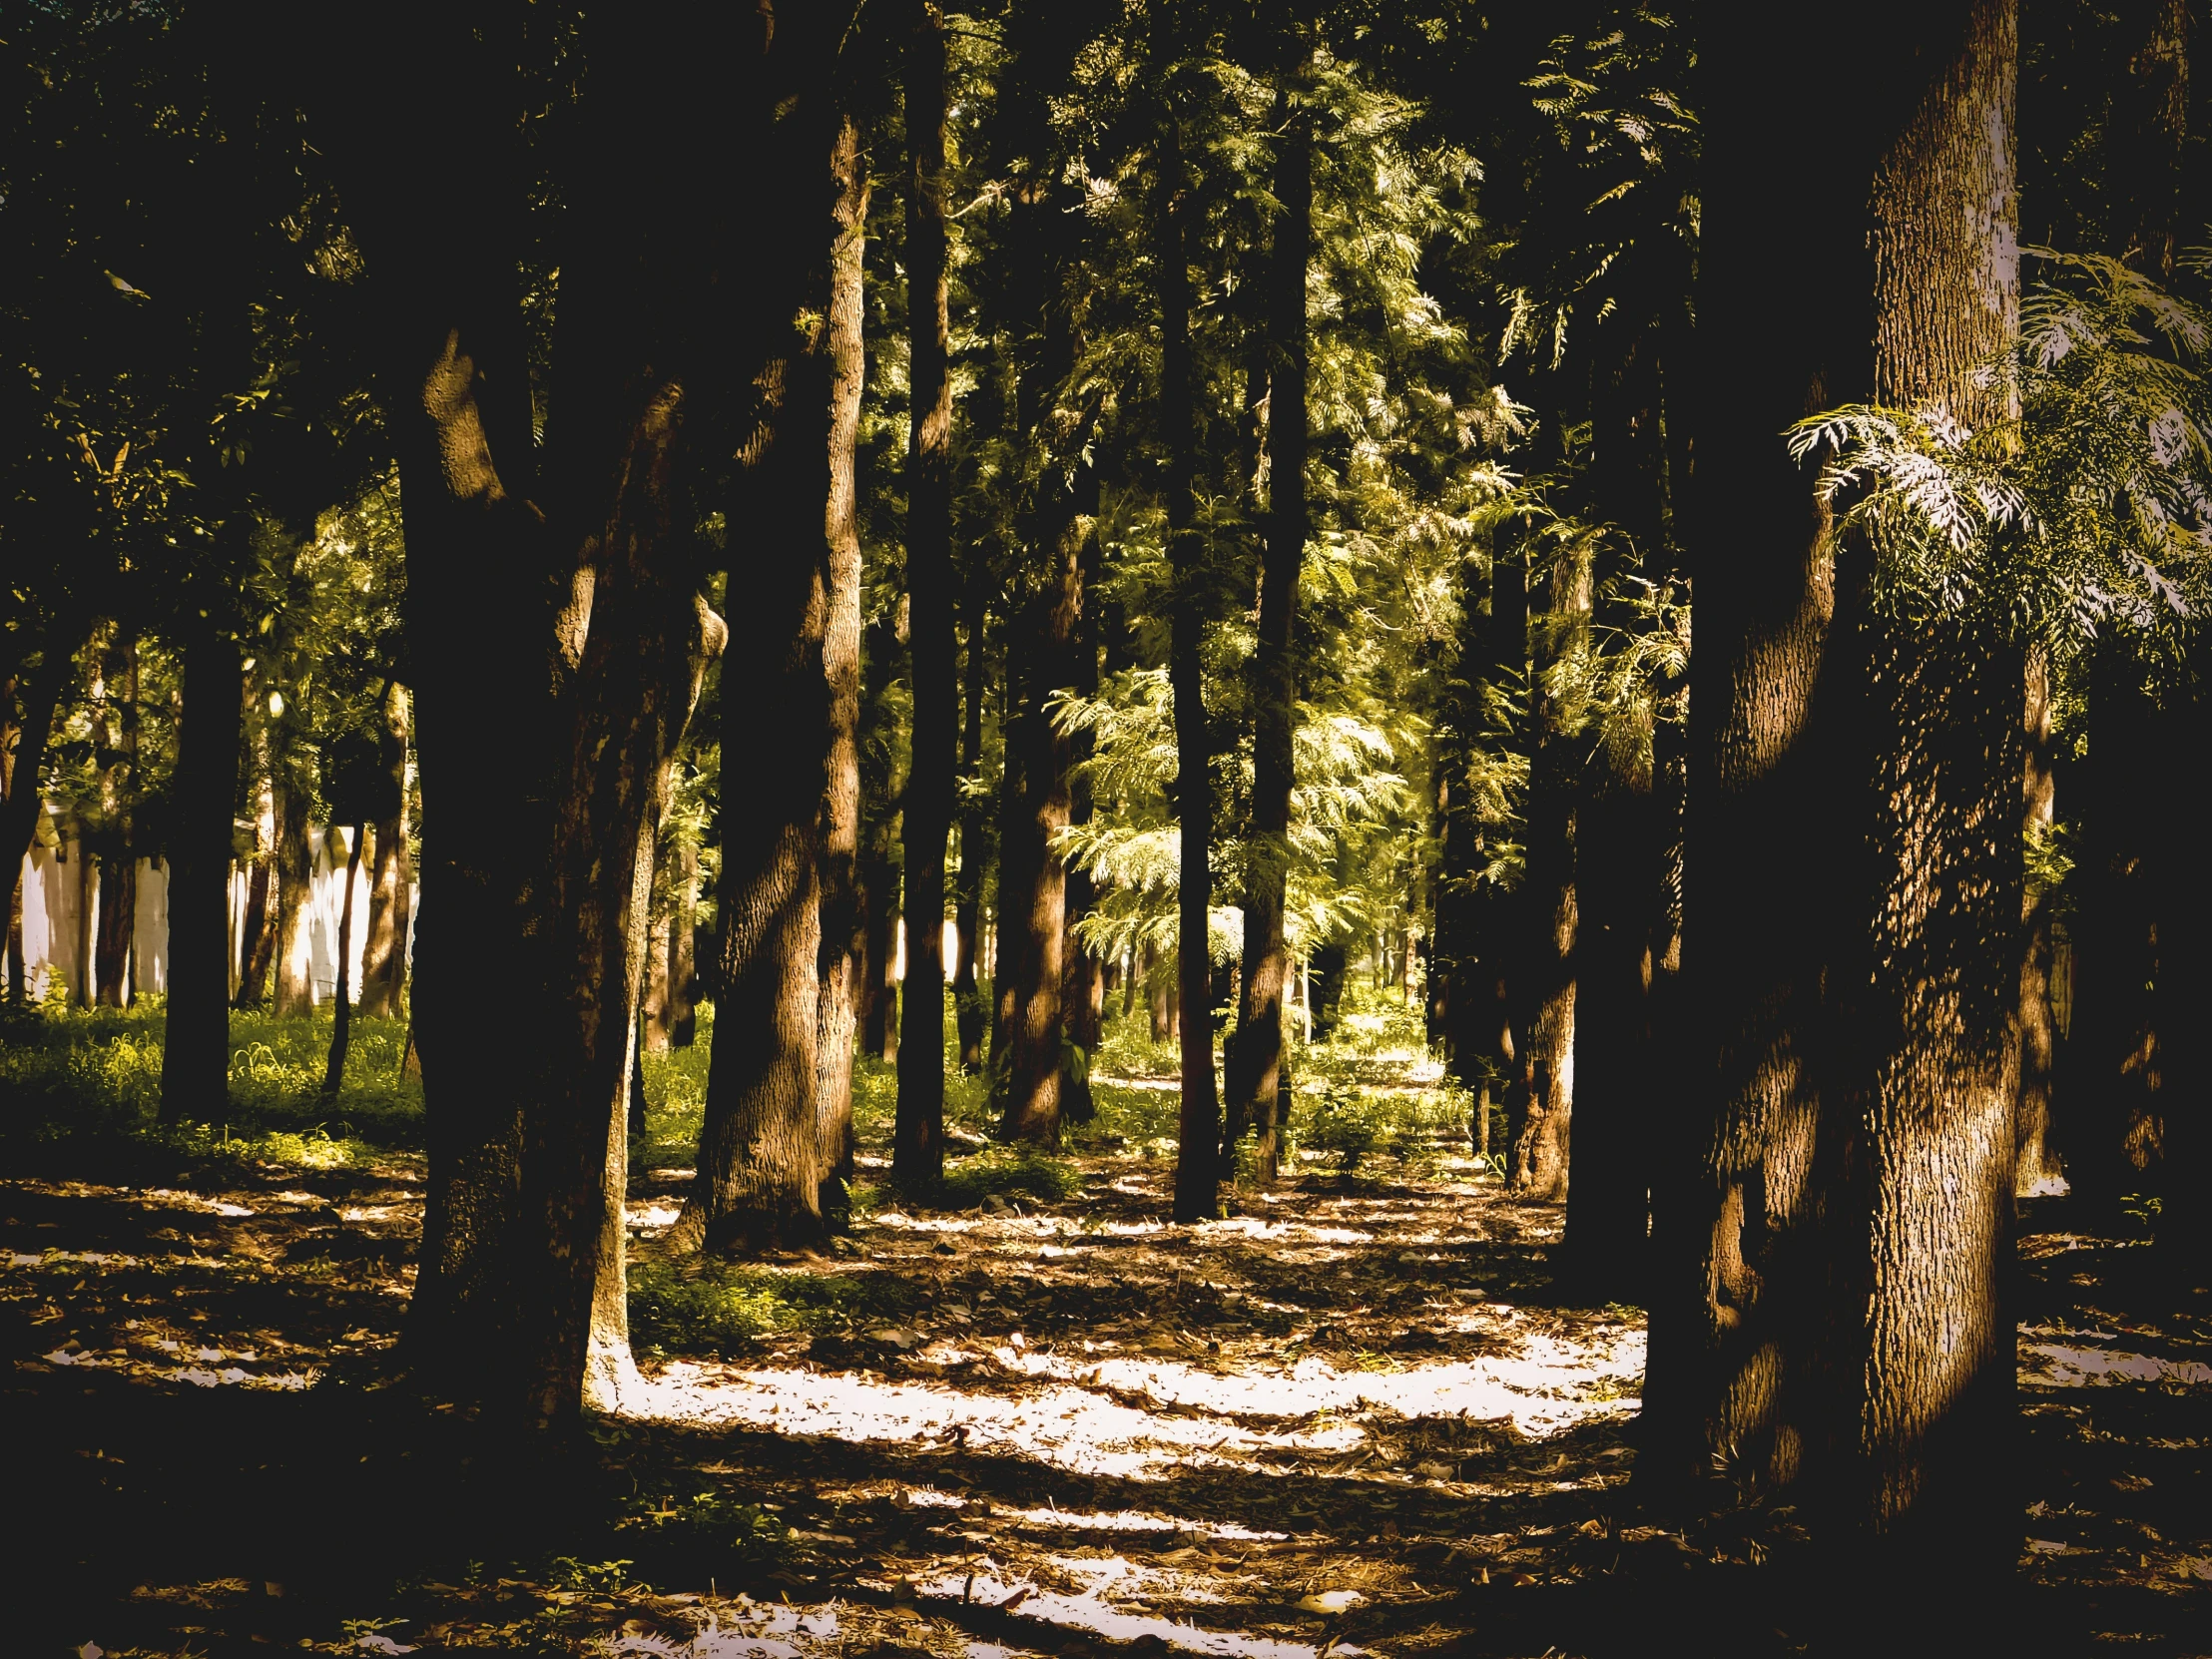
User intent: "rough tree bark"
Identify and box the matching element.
[2015,648,2062,1194]
[895,0,955,1188]
[677,43,844,1259]
[158,615,243,1123]
[1642,0,2024,1609]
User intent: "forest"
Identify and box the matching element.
[3,0,2210,1653]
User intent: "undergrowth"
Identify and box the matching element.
[627,1255,913,1357]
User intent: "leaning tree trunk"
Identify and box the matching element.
[1643,0,2023,1610]
[894,0,955,1188]
[814,109,869,1209]
[1225,107,1308,1188]
[1159,77,1221,1224]
[159,615,243,1123]
[357,680,412,1018]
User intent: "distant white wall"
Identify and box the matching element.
[10,823,408,1006]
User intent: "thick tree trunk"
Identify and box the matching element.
[815,110,869,1209]
[1644,0,2022,1605]
[159,619,243,1123]
[895,0,955,1189]
[678,78,843,1258]
[1159,85,1221,1224]
[1225,112,1308,1188]
[319,824,366,1103]
[357,681,412,1019]
[272,762,315,1017]
[951,581,992,1073]
[998,533,1079,1146]
[95,852,135,1008]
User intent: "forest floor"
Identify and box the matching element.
[3,1040,2210,1655]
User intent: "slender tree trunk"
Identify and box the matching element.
[235,714,277,1009]
[858,821,900,1062]
[641,888,673,1051]
[1158,72,1220,1223]
[1146,941,1171,1044]
[2015,647,2062,1195]
[670,839,698,1048]
[815,110,869,1210]
[272,757,315,1017]
[951,580,992,1072]
[357,681,412,1018]
[894,0,954,1188]
[1644,0,2023,1608]
[1061,512,1104,1126]
[159,617,243,1123]
[1,626,79,996]
[1509,544,1587,1202]
[2115,0,2191,280]
[319,824,366,1104]
[1225,107,1307,1188]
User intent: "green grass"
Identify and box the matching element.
[626,1253,915,1357]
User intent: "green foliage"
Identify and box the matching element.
[0,1000,421,1169]
[933,1144,1086,1208]
[627,1256,912,1359]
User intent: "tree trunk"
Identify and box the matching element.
[159,618,243,1123]
[1224,106,1307,1189]
[1508,544,1587,1202]
[1,626,80,996]
[951,579,992,1073]
[235,714,277,1009]
[858,821,900,1062]
[2015,647,2062,1195]
[2114,0,2191,280]
[1146,941,1170,1044]
[1061,514,1104,1127]
[815,109,869,1211]
[998,531,1079,1146]
[670,839,698,1048]
[641,891,673,1052]
[1643,0,2023,1604]
[272,757,315,1017]
[357,681,412,1019]
[94,642,137,1008]
[319,824,366,1103]
[894,0,955,1189]
[1159,68,1220,1224]
[678,75,843,1258]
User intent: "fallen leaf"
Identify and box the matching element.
[1295,1591,1364,1615]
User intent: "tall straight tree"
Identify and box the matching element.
[1157,22,1221,1225]
[895,0,955,1188]
[356,679,411,1018]
[679,32,852,1259]
[950,579,992,1071]
[1644,0,2024,1609]
[157,610,242,1121]
[1224,99,1309,1187]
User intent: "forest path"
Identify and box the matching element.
[1,1133,2207,1653]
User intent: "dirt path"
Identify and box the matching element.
[2,1123,2206,1655]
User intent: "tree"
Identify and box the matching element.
[895,0,957,1190]
[1643,0,2026,1605]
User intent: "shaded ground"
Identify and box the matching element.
[2,1110,2208,1656]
